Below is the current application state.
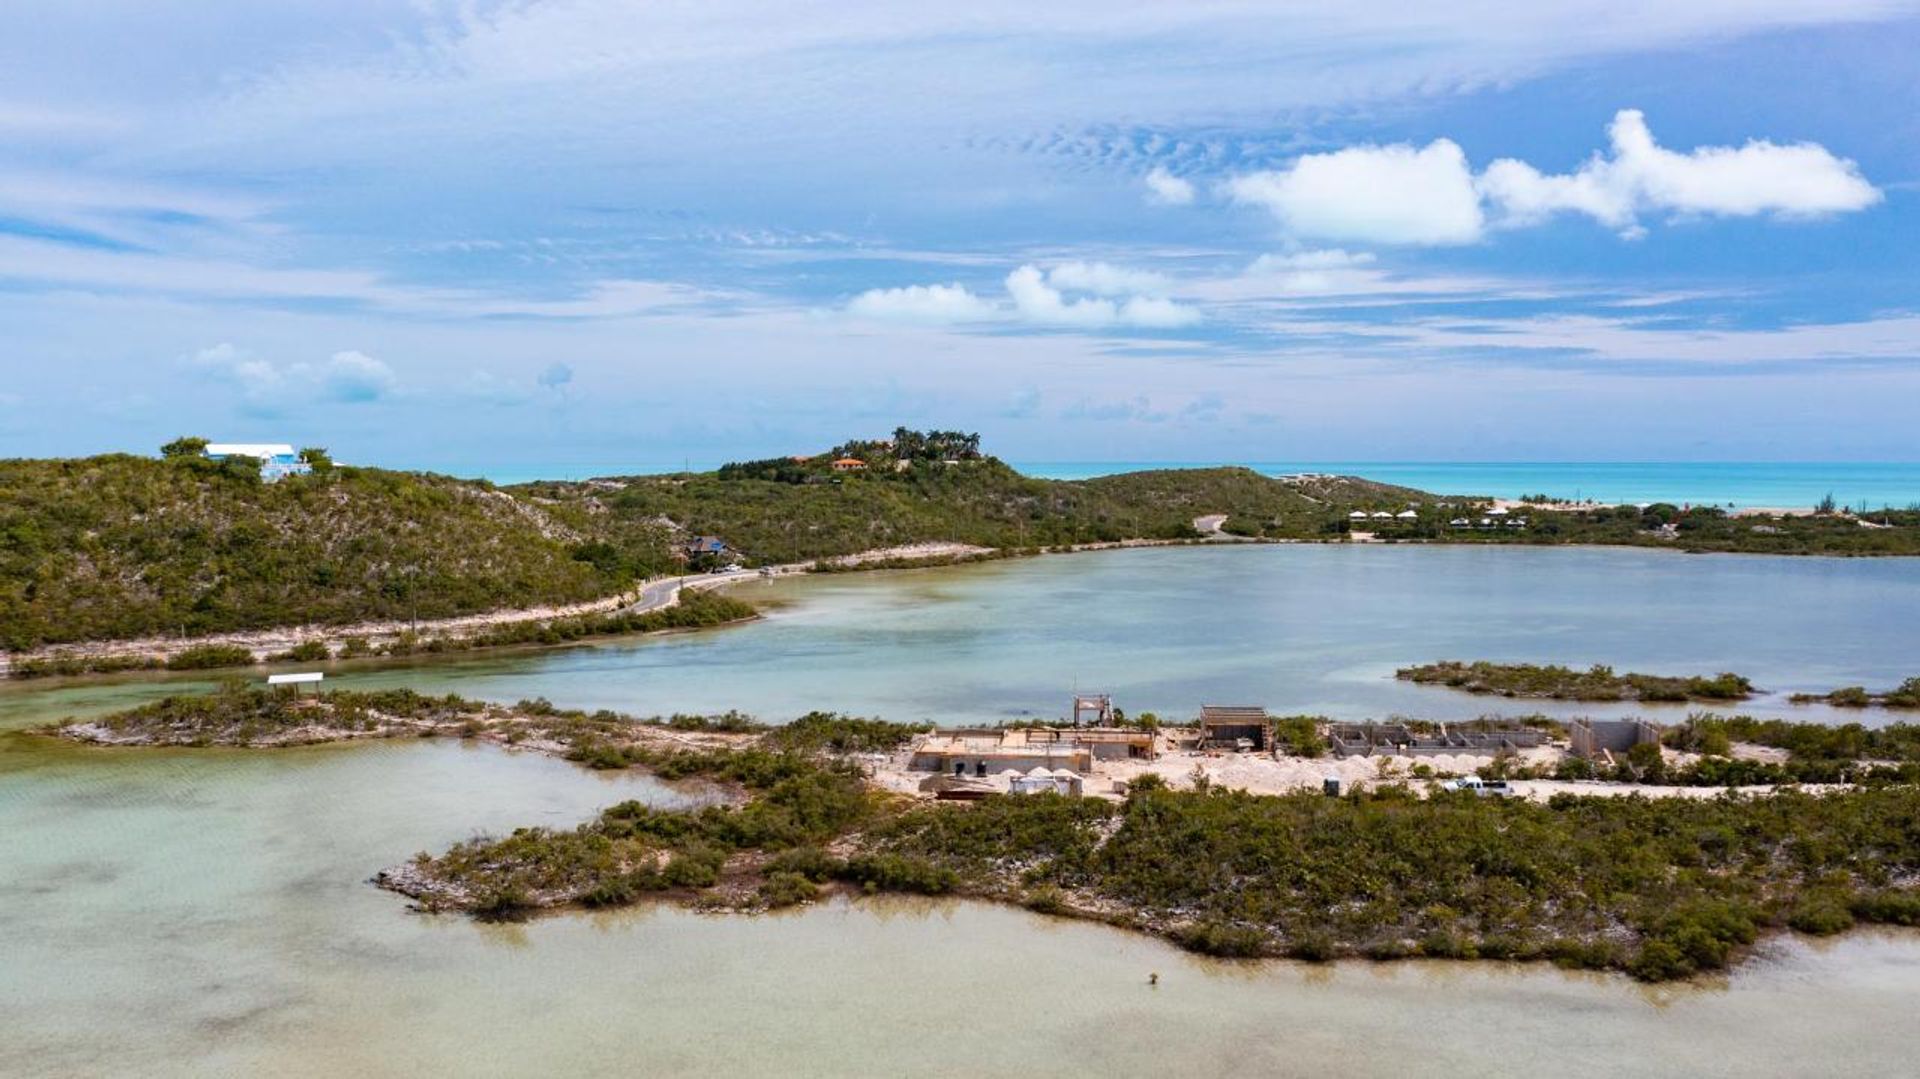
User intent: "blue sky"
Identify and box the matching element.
[1,1,1917,472]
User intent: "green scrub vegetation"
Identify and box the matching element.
[58,686,1920,982]
[1790,677,1920,709]
[1398,661,1754,702]
[10,432,1918,652]
[0,451,671,649]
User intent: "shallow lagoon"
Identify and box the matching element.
[5,544,1920,1076]
[4,730,1920,1078]
[8,544,1915,730]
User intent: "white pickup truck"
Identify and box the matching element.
[1440,777,1517,797]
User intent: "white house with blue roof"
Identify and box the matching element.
[204,443,311,482]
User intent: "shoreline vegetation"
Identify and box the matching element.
[8,429,1920,671]
[1790,678,1920,710]
[4,586,759,680]
[49,686,1920,983]
[1398,661,1755,703]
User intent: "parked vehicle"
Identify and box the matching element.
[1441,776,1517,797]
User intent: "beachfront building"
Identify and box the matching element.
[1198,705,1273,751]
[204,443,310,482]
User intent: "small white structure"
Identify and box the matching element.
[1009,767,1083,796]
[1348,511,1367,520]
[267,671,324,694]
[1395,510,1418,520]
[205,443,311,482]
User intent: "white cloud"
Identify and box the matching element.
[1479,109,1882,234]
[1237,249,1385,297]
[1143,167,1195,206]
[323,350,396,402]
[1227,140,1486,245]
[1006,265,1200,328]
[848,265,1200,329]
[846,282,998,324]
[1246,249,1377,273]
[188,343,397,412]
[1229,110,1880,245]
[1045,261,1171,297]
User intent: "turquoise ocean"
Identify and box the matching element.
[433,460,1920,510]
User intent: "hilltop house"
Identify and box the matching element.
[681,535,735,564]
[204,443,310,482]
[830,457,866,472]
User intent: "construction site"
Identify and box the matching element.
[866,696,1715,803]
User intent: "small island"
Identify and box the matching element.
[1790,678,1920,709]
[1397,661,1754,702]
[53,685,1920,984]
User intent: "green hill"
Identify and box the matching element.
[1,437,1428,649]
[9,432,1916,651]
[516,459,1423,564]
[0,454,671,649]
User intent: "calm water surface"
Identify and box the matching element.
[8,544,1911,729]
[5,545,1920,1076]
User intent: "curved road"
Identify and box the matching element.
[618,568,761,617]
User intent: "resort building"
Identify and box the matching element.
[203,443,310,482]
[830,457,866,472]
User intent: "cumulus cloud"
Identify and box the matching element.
[847,264,1199,330]
[189,343,397,413]
[537,362,575,390]
[1226,140,1485,245]
[323,350,397,402]
[1479,109,1882,235]
[1227,111,1880,245]
[846,282,998,323]
[1143,167,1195,206]
[1006,266,1200,328]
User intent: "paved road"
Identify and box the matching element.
[618,569,760,616]
[1192,513,1257,541]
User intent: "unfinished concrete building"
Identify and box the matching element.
[1327,721,1553,758]
[907,726,1154,778]
[1568,718,1663,761]
[1198,706,1273,751]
